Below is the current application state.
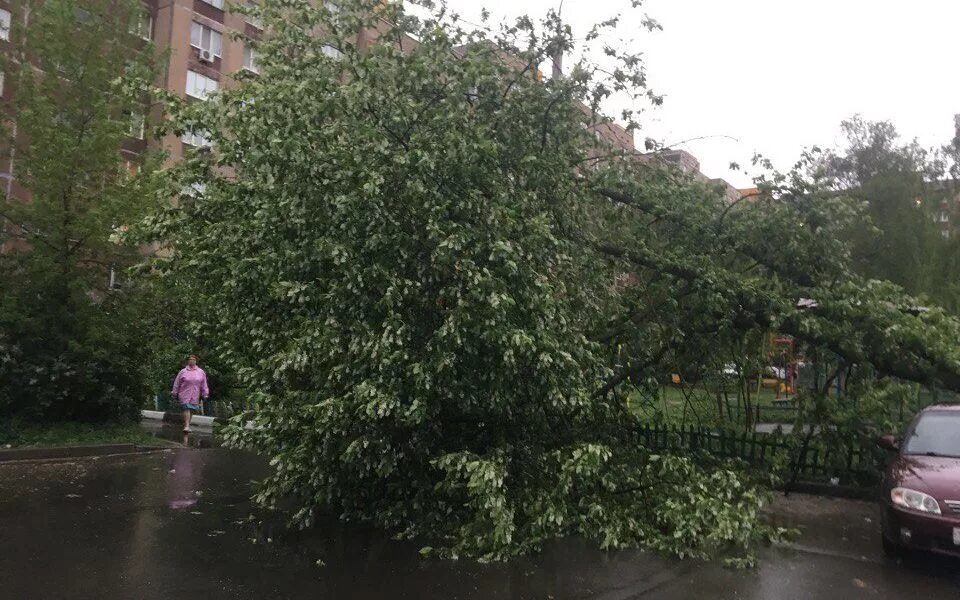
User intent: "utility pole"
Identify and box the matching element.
[552,0,564,79]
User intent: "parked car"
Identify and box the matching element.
[879,404,960,557]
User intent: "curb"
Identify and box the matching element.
[141,409,256,430]
[141,409,221,428]
[0,443,147,463]
[782,481,879,501]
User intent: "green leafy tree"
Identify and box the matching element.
[0,0,161,421]
[810,116,959,310]
[133,276,246,415]
[136,0,960,563]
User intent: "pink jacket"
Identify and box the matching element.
[171,366,209,404]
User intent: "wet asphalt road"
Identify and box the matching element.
[1,427,959,599]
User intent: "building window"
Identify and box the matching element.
[108,265,125,290]
[181,182,207,198]
[186,70,218,100]
[15,222,38,239]
[130,8,152,41]
[130,113,145,139]
[321,44,342,60]
[244,0,262,28]
[0,9,10,41]
[181,130,211,148]
[243,45,258,72]
[190,22,222,58]
[199,0,224,10]
[121,159,139,179]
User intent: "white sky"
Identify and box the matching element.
[424,0,960,187]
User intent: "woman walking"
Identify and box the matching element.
[171,354,209,433]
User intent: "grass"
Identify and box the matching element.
[0,420,158,448]
[629,384,791,427]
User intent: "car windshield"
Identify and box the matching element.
[902,411,960,458]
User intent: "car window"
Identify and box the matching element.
[902,411,960,458]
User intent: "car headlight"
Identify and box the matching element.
[891,487,941,514]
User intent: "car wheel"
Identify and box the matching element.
[882,534,906,558]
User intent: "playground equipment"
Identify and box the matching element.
[771,335,798,398]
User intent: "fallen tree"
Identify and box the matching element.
[134,0,960,564]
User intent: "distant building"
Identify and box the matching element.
[653,149,742,203]
[936,196,954,240]
[0,0,412,250]
[0,0,740,252]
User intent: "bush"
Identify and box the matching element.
[0,291,148,423]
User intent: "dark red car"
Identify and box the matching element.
[880,404,960,557]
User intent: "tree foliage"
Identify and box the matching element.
[0,0,160,421]
[135,0,960,562]
[807,116,960,311]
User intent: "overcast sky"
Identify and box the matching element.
[425,0,960,187]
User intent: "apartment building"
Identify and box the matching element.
[147,0,262,165]
[657,149,741,203]
[0,1,21,206]
[146,0,396,166]
[0,0,258,253]
[0,0,390,182]
[0,0,262,205]
[935,196,956,240]
[0,0,712,220]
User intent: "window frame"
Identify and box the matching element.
[130,112,146,140]
[121,158,139,179]
[185,70,218,100]
[130,7,152,41]
[181,182,207,199]
[0,8,12,41]
[108,265,122,290]
[244,1,262,29]
[243,44,258,73]
[190,21,223,58]
[181,129,211,148]
[321,44,342,60]
[198,0,224,10]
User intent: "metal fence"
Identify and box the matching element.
[633,423,883,488]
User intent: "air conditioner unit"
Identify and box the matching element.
[198,49,214,63]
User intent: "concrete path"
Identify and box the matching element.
[1,427,958,599]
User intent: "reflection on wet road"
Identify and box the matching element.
[1,428,958,599]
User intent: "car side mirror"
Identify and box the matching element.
[878,435,900,452]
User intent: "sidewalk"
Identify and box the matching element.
[768,491,882,562]
[141,408,221,429]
